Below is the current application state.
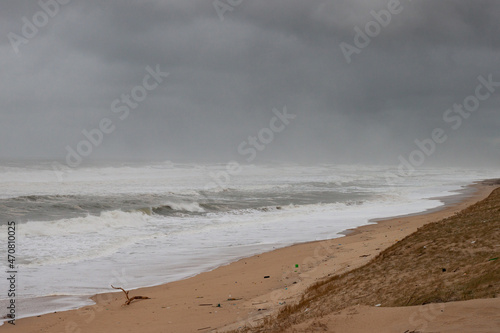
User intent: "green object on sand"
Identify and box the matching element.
[489,257,498,261]
[295,264,299,268]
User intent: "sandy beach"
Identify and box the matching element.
[2,181,498,333]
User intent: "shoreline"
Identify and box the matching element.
[337,180,481,237]
[2,180,498,332]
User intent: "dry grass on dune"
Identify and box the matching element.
[233,186,500,332]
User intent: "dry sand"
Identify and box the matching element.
[290,297,500,333]
[2,181,498,333]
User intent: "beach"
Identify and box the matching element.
[2,180,498,332]
[3,1,499,331]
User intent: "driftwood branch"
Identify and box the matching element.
[111,285,150,305]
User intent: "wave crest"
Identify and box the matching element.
[19,210,149,237]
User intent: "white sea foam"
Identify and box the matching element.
[19,210,149,237]
[161,201,205,213]
[13,210,161,267]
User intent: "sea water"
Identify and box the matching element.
[0,161,497,321]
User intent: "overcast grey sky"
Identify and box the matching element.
[1,0,499,167]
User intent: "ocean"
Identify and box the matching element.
[0,161,498,321]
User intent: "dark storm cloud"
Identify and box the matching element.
[0,0,498,166]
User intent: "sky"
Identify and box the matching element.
[1,0,499,167]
